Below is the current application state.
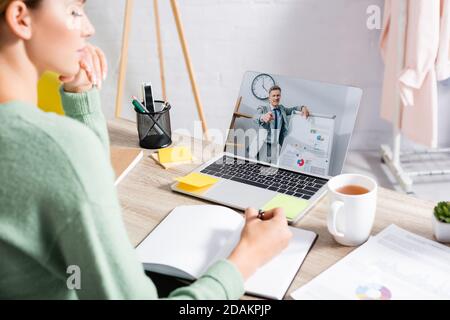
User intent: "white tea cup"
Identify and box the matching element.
[327,174,377,246]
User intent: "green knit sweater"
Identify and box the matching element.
[0,88,244,299]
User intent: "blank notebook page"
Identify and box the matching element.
[219,224,317,299]
[244,227,317,300]
[136,205,244,279]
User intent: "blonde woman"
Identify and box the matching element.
[0,0,292,299]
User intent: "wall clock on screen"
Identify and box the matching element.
[251,73,276,100]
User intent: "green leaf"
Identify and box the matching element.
[434,202,450,222]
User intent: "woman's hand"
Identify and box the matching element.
[228,208,292,280]
[60,44,108,93]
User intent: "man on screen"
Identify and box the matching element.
[254,85,310,164]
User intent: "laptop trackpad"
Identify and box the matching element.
[205,181,276,210]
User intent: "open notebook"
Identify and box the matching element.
[136,205,317,300]
[110,147,143,186]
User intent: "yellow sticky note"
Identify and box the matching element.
[262,194,309,219]
[175,172,219,188]
[158,146,192,164]
[177,182,214,194]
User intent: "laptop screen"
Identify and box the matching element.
[225,71,363,177]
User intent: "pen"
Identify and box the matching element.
[131,96,167,136]
[257,210,265,220]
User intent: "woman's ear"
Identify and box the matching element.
[4,1,33,40]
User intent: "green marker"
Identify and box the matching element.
[131,96,147,113]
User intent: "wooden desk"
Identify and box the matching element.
[109,118,438,299]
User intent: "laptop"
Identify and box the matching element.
[172,71,363,223]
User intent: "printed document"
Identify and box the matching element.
[291,225,450,300]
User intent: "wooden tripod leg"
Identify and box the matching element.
[170,0,209,140]
[229,96,243,131]
[115,0,134,118]
[154,0,167,102]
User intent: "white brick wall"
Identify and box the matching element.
[85,0,449,149]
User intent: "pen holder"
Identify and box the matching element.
[136,100,172,149]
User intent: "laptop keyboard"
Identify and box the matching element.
[200,156,328,200]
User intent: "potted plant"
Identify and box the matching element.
[432,201,450,243]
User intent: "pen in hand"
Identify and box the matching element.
[257,209,284,221]
[257,210,265,220]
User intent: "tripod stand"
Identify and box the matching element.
[114,0,209,139]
